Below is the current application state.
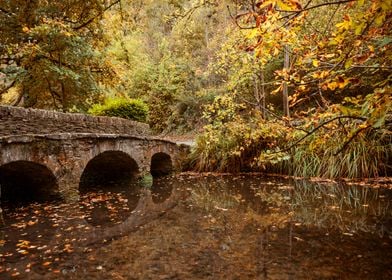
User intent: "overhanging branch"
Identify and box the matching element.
[0,6,11,15]
[74,0,121,30]
[271,115,368,154]
[0,80,16,95]
[278,0,355,20]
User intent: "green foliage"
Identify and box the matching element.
[147,46,203,132]
[88,98,148,122]
[190,95,289,172]
[190,116,289,172]
[166,89,217,132]
[101,0,223,133]
[0,1,109,111]
[20,20,103,110]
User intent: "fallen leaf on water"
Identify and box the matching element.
[17,249,29,255]
[63,244,73,253]
[16,240,30,248]
[27,220,38,226]
[214,206,228,211]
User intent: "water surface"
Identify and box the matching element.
[0,174,391,279]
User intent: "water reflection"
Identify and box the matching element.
[0,161,62,207]
[186,175,392,279]
[79,184,141,227]
[0,180,180,278]
[151,177,173,204]
[289,181,392,236]
[188,175,392,237]
[0,174,391,279]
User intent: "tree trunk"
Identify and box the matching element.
[283,45,290,117]
[254,77,262,113]
[261,69,266,119]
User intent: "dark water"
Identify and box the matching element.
[0,175,391,279]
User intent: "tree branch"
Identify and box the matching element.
[227,5,256,30]
[74,0,121,30]
[0,80,16,95]
[11,91,23,106]
[333,125,370,155]
[0,6,11,15]
[272,115,367,154]
[278,0,355,20]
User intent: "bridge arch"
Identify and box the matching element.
[79,150,139,190]
[150,152,173,177]
[0,160,60,203]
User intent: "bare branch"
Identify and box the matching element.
[0,80,16,96]
[278,0,355,20]
[334,125,370,155]
[0,6,11,15]
[270,115,368,154]
[227,5,256,30]
[11,91,23,106]
[74,0,121,30]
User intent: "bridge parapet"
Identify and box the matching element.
[0,105,151,137]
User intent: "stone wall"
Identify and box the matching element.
[0,105,151,136]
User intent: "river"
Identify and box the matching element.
[0,174,391,279]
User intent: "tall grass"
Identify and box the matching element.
[285,129,391,179]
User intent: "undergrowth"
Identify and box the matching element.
[190,93,391,178]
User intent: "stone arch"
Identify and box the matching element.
[79,150,139,190]
[0,160,60,204]
[150,152,173,177]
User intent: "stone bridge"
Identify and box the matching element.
[0,106,190,202]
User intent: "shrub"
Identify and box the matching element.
[88,98,148,122]
[189,95,289,172]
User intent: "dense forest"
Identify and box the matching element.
[0,0,391,178]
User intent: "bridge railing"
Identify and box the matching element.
[0,105,151,137]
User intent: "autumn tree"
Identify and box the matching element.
[191,0,391,177]
[236,0,391,117]
[0,0,119,111]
